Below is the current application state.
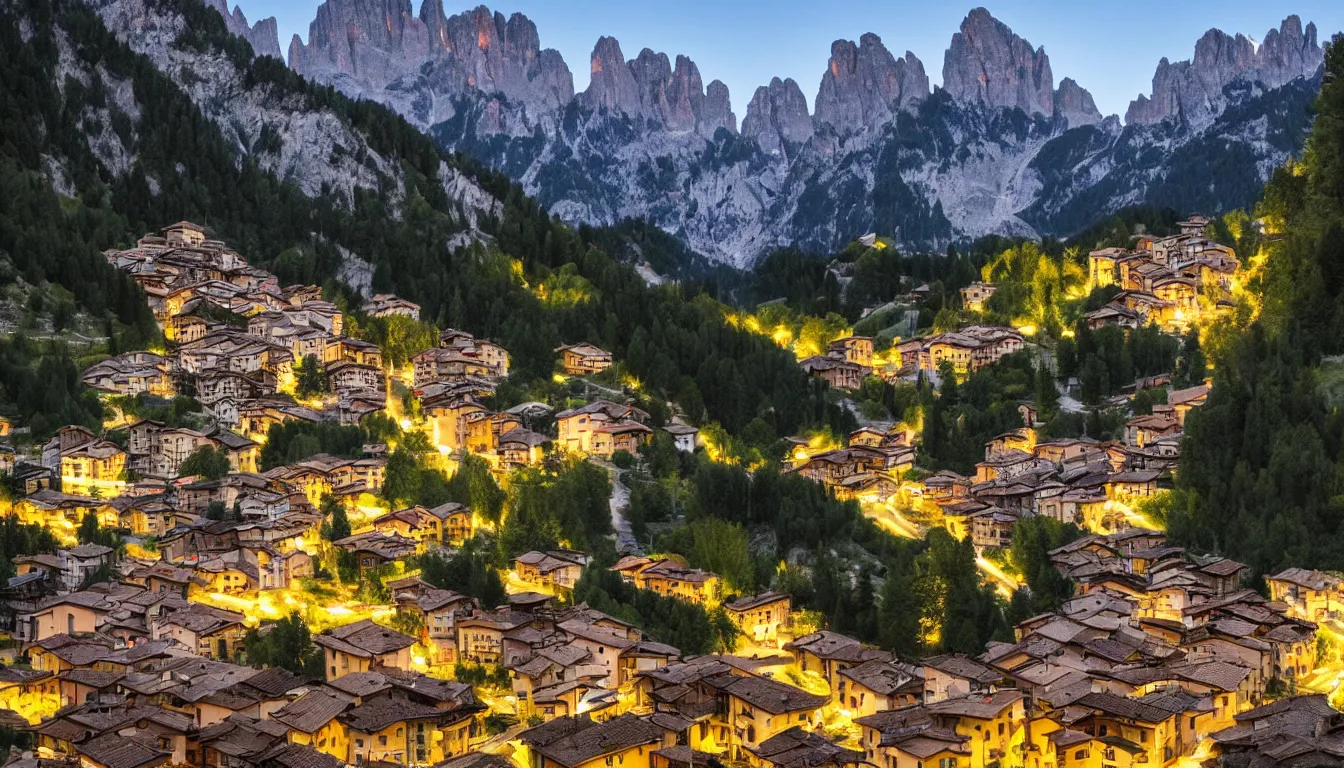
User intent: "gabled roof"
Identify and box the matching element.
[338,695,448,732]
[269,689,353,734]
[312,619,416,657]
[521,714,663,768]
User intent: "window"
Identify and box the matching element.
[356,740,364,748]
[1074,750,1088,760]
[379,737,388,746]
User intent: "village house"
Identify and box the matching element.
[516,714,667,768]
[555,400,650,454]
[151,603,247,659]
[590,420,654,458]
[556,343,613,375]
[723,592,792,647]
[332,531,419,571]
[439,329,511,378]
[836,658,923,718]
[413,348,498,387]
[313,619,417,680]
[856,707,971,768]
[1267,568,1344,623]
[611,557,721,606]
[827,336,875,368]
[960,281,998,312]
[325,361,386,396]
[372,506,461,550]
[360,294,421,320]
[799,355,864,390]
[498,428,552,468]
[456,609,534,665]
[514,551,591,593]
[786,631,889,698]
[921,654,1002,703]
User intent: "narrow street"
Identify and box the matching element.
[1038,346,1085,413]
[593,458,642,555]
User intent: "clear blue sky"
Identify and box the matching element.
[240,0,1344,119]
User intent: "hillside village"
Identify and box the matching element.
[0,218,1338,768]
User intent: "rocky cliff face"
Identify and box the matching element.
[203,0,281,59]
[1127,15,1321,125]
[702,79,736,136]
[100,0,1328,268]
[942,8,1055,117]
[813,34,929,134]
[1053,77,1102,127]
[86,0,500,230]
[741,77,814,158]
[287,0,573,128]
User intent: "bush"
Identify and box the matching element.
[611,449,635,469]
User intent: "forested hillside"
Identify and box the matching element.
[0,0,851,440]
[1168,37,1344,576]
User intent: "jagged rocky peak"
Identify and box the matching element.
[416,4,574,111]
[667,55,706,133]
[582,36,642,115]
[813,33,928,134]
[1053,77,1101,127]
[203,0,282,59]
[288,0,572,112]
[741,77,813,158]
[581,40,734,136]
[629,49,677,125]
[1127,14,1323,125]
[942,7,1054,116]
[703,79,737,135]
[289,0,428,88]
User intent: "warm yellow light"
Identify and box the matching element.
[400,419,412,430]
[1016,324,1037,336]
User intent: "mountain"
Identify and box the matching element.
[166,2,1331,266]
[203,0,281,59]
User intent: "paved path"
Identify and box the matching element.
[594,459,642,554]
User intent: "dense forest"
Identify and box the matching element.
[1166,35,1344,577]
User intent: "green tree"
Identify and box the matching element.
[420,546,507,607]
[178,445,231,480]
[662,518,755,595]
[321,498,352,541]
[1009,516,1082,615]
[243,612,324,675]
[445,454,505,523]
[77,511,119,549]
[295,354,328,400]
[1173,330,1206,388]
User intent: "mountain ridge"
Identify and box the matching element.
[133,1,1332,266]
